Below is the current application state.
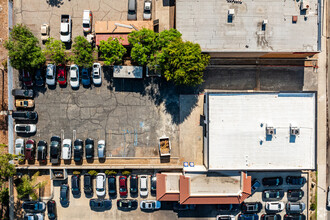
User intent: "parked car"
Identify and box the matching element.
[108,175,117,196]
[73,139,83,162]
[287,189,304,201]
[262,177,283,186]
[12,111,38,121]
[173,203,196,211]
[143,0,152,20]
[37,140,47,163]
[60,184,69,206]
[286,176,306,185]
[85,138,94,159]
[238,214,259,220]
[50,136,61,164]
[57,64,67,85]
[69,64,79,88]
[119,175,128,196]
[47,200,57,220]
[97,140,105,158]
[217,204,240,212]
[15,138,25,156]
[265,202,284,212]
[130,174,138,194]
[92,63,102,85]
[81,68,91,86]
[328,186,330,209]
[140,175,148,197]
[83,10,92,33]
[150,174,157,194]
[251,179,261,194]
[22,70,33,87]
[22,201,46,213]
[216,215,235,220]
[117,199,138,210]
[15,124,36,134]
[127,0,137,20]
[96,173,106,197]
[283,214,306,220]
[46,64,56,86]
[15,99,35,108]
[25,139,36,161]
[241,202,262,213]
[84,173,93,195]
[263,189,284,201]
[90,199,111,211]
[261,214,281,220]
[12,89,34,98]
[62,139,72,160]
[71,175,81,196]
[24,213,44,220]
[35,69,44,87]
[40,23,50,42]
[286,202,305,213]
[60,14,71,43]
[140,200,161,210]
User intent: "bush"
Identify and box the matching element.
[105,170,117,176]
[72,36,94,68]
[99,38,126,65]
[121,170,131,176]
[88,170,98,176]
[73,171,81,175]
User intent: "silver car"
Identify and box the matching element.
[92,63,102,85]
[97,140,105,159]
[127,0,137,20]
[46,64,56,86]
[15,138,25,156]
[143,1,152,20]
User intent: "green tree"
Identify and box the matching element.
[72,36,94,68]
[0,187,9,206]
[157,40,210,86]
[99,38,126,65]
[15,172,47,201]
[105,170,117,176]
[156,29,182,49]
[4,24,45,70]
[88,170,98,176]
[43,38,68,65]
[121,170,131,176]
[0,154,16,185]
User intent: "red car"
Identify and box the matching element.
[25,139,36,161]
[57,64,67,85]
[22,70,33,87]
[119,176,128,196]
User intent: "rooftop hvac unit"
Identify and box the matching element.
[263,19,268,24]
[266,127,275,136]
[300,0,309,10]
[290,127,300,136]
[228,9,235,15]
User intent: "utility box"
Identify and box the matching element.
[113,65,143,79]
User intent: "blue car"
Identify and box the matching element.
[251,179,261,194]
[60,184,69,207]
[81,68,91,86]
[238,214,259,220]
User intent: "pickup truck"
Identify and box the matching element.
[60,15,71,43]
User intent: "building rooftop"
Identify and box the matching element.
[176,0,320,53]
[206,93,316,170]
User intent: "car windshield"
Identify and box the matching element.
[83,23,90,28]
[93,72,100,78]
[82,73,89,79]
[23,101,29,106]
[71,77,77,82]
[46,74,53,79]
[98,144,103,149]
[26,143,33,149]
[96,188,103,192]
[59,76,65,81]
[128,10,135,14]
[23,91,29,96]
[61,31,69,36]
[37,146,44,151]
[120,188,126,192]
[23,76,30,82]
[64,144,70,148]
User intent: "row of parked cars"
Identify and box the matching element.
[22,200,56,220]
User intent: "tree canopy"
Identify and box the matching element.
[0,154,16,185]
[99,38,127,65]
[43,38,68,65]
[15,172,47,201]
[72,36,94,68]
[4,24,45,70]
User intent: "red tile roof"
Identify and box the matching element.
[156,173,180,201]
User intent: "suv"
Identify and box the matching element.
[287,189,304,201]
[46,64,56,86]
[50,136,61,164]
[127,0,137,20]
[12,111,38,121]
[73,139,83,162]
[22,201,46,213]
[97,140,105,159]
[60,184,69,206]
[85,138,94,159]
[71,175,80,196]
[241,202,262,213]
[22,70,33,87]
[262,177,283,186]
[62,139,72,160]
[286,202,305,213]
[263,189,284,201]
[84,173,93,195]
[47,200,57,220]
[286,176,306,185]
[140,175,148,197]
[108,175,117,196]
[130,174,138,194]
[25,139,36,161]
[82,10,92,33]
[265,202,285,212]
[15,124,36,134]
[35,69,44,87]
[37,140,47,163]
[150,174,157,195]
[12,89,33,98]
[69,64,79,88]
[90,199,111,211]
[96,173,106,197]
[117,199,138,210]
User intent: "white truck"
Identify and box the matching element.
[60,15,71,43]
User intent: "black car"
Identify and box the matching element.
[12,111,38,121]
[60,184,69,206]
[261,214,281,220]
[84,173,93,195]
[37,140,47,163]
[262,177,283,187]
[150,174,156,194]
[241,202,262,213]
[12,89,34,98]
[217,204,240,212]
[85,138,94,159]
[47,200,57,220]
[284,214,306,220]
[286,176,306,185]
[22,201,46,213]
[90,199,112,211]
[108,175,117,196]
[287,189,304,201]
[263,189,284,201]
[173,203,196,211]
[117,199,138,210]
[130,174,138,194]
[238,214,259,220]
[71,175,81,196]
[35,69,44,87]
[50,136,61,164]
[73,139,83,162]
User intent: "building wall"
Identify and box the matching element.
[207,52,318,58]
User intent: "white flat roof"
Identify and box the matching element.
[207,93,316,170]
[176,0,320,52]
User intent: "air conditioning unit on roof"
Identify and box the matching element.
[290,127,300,136]
[266,127,275,136]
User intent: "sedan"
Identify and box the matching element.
[71,175,81,196]
[238,214,259,220]
[140,200,161,210]
[140,175,148,197]
[251,179,261,194]
[96,173,106,197]
[217,215,235,220]
[69,64,79,88]
[22,201,46,213]
[119,176,128,196]
[47,200,57,220]
[84,173,93,195]
[130,174,138,194]
[97,140,105,159]
[286,202,305,213]
[262,177,283,187]
[92,63,102,85]
[286,176,306,185]
[90,199,111,211]
[25,139,36,161]
[263,189,284,201]
[108,175,117,196]
[50,136,61,164]
[24,213,43,220]
[241,202,262,213]
[173,203,196,211]
[46,64,56,86]
[73,139,84,162]
[81,68,91,86]
[143,0,152,20]
[127,0,137,20]
[287,189,304,201]
[12,111,38,121]
[284,214,306,220]
[57,64,67,85]
[15,138,25,156]
[85,138,94,159]
[37,140,47,163]
[150,174,157,195]
[22,70,33,87]
[12,89,34,98]
[117,199,138,210]
[261,214,281,220]
[15,124,37,134]
[60,184,69,206]
[265,202,284,212]
[15,99,35,108]
[62,139,72,160]
[35,69,44,87]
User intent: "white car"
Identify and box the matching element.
[40,23,50,42]
[265,202,284,212]
[83,10,92,33]
[62,139,72,160]
[70,64,79,88]
[140,200,161,210]
[46,64,56,86]
[143,1,152,20]
[96,173,106,197]
[92,63,102,85]
[60,15,71,43]
[15,124,37,134]
[24,213,44,220]
[140,175,148,197]
[97,140,105,159]
[15,138,25,156]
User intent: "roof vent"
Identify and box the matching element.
[290,127,300,136]
[266,127,275,136]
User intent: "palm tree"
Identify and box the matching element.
[16,172,47,201]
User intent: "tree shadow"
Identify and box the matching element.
[46,0,64,8]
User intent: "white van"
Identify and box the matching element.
[140,175,148,197]
[83,10,92,33]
